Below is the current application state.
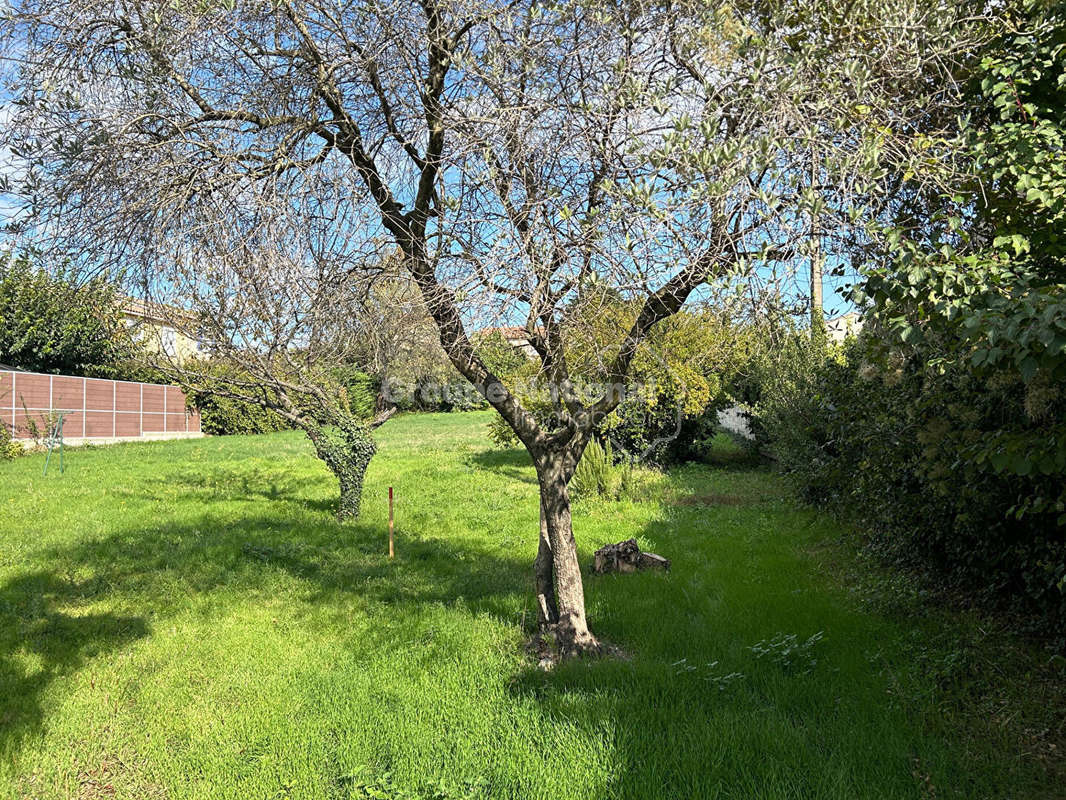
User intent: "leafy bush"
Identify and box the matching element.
[191,392,292,436]
[398,375,485,413]
[0,421,23,460]
[571,438,633,501]
[760,4,1065,641]
[482,306,757,464]
[0,253,141,377]
[755,335,1066,637]
[331,365,379,419]
[183,365,292,436]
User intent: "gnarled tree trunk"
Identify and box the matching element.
[304,417,379,521]
[534,496,559,628]
[534,452,599,655]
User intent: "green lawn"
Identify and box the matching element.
[0,412,1060,799]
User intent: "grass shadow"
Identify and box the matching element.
[466,447,538,485]
[163,466,339,514]
[0,571,148,765]
[502,468,1062,800]
[0,505,538,768]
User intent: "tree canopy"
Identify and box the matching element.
[0,0,999,654]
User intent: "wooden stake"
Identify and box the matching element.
[388,486,394,559]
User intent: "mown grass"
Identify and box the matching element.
[0,411,1061,799]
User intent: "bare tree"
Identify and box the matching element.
[142,225,395,520]
[347,266,462,410]
[1,0,992,654]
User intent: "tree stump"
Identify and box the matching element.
[591,538,670,574]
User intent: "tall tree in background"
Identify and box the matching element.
[0,0,992,654]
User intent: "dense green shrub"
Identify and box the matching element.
[483,307,755,464]
[397,375,486,413]
[0,253,141,377]
[190,391,292,436]
[304,414,378,519]
[331,365,380,419]
[762,2,1066,640]
[570,438,633,501]
[183,365,292,436]
[756,335,1066,638]
[0,420,23,460]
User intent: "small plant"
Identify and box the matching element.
[345,768,487,800]
[572,437,611,498]
[671,658,745,690]
[0,421,22,460]
[571,438,634,500]
[695,429,761,467]
[750,631,825,673]
[21,405,60,451]
[706,668,746,691]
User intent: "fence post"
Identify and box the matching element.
[82,377,87,437]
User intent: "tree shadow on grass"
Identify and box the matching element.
[0,507,536,770]
[466,446,537,485]
[499,481,1056,800]
[163,466,339,515]
[0,571,148,766]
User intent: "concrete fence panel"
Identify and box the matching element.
[1,369,203,445]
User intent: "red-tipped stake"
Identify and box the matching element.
[388,486,394,559]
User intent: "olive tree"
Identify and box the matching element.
[1,0,992,653]
[140,225,395,520]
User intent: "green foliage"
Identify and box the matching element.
[755,337,1066,636]
[570,438,633,501]
[788,2,1066,634]
[749,631,825,674]
[483,306,756,464]
[399,376,485,413]
[331,365,380,419]
[0,253,141,377]
[183,366,293,436]
[346,768,487,799]
[475,330,530,380]
[0,421,22,460]
[859,3,1066,405]
[194,393,291,436]
[305,414,378,520]
[574,302,747,463]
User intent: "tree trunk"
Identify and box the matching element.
[534,497,559,627]
[305,420,377,521]
[810,145,827,351]
[536,457,599,655]
[336,470,364,520]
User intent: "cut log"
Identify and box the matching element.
[638,552,670,570]
[591,538,670,574]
